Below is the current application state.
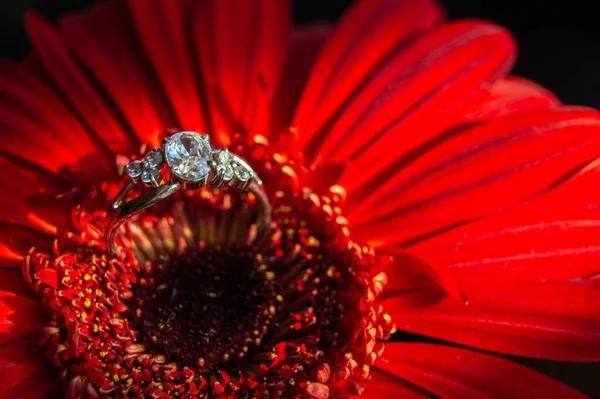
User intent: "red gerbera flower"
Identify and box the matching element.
[1,0,599,397]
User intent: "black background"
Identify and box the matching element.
[1,0,599,396]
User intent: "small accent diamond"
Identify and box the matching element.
[216,164,234,180]
[218,149,233,165]
[126,160,143,179]
[234,165,251,181]
[143,150,163,169]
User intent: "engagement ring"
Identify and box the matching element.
[105,131,271,255]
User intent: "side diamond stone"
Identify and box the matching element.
[234,165,251,181]
[126,160,143,179]
[218,149,233,165]
[143,150,163,169]
[164,132,212,182]
[216,164,234,180]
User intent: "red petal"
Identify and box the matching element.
[374,343,588,399]
[376,249,465,309]
[0,365,56,399]
[292,0,444,147]
[306,382,329,399]
[304,20,515,174]
[0,156,74,234]
[390,282,600,361]
[192,0,290,145]
[0,270,35,299]
[33,269,59,290]
[363,371,431,399]
[0,337,45,396]
[60,1,171,148]
[0,62,111,179]
[25,12,136,155]
[128,0,206,135]
[460,76,560,122]
[350,108,600,247]
[0,291,47,344]
[410,158,600,283]
[271,25,332,139]
[0,223,53,269]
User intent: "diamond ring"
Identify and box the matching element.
[104,131,271,255]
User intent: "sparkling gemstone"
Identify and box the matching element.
[164,132,212,182]
[143,150,163,169]
[126,160,143,179]
[141,168,162,185]
[234,165,251,181]
[216,164,234,180]
[218,149,233,165]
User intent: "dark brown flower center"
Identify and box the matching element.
[129,244,279,373]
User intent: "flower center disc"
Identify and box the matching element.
[28,187,394,398]
[129,244,279,373]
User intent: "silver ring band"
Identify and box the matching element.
[104,131,271,255]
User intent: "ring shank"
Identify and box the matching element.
[104,179,271,255]
[248,180,271,234]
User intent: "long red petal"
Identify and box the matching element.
[0,337,45,396]
[376,248,465,308]
[192,0,290,145]
[363,370,431,399]
[25,12,136,155]
[307,21,515,173]
[0,291,47,344]
[387,282,600,361]
[374,343,589,399]
[0,270,35,299]
[0,365,56,399]
[459,76,559,122]
[270,25,332,139]
[60,1,172,148]
[128,0,207,137]
[409,158,600,283]
[0,62,111,179]
[351,108,600,247]
[0,156,74,234]
[292,0,444,147]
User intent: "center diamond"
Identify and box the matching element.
[164,131,212,182]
